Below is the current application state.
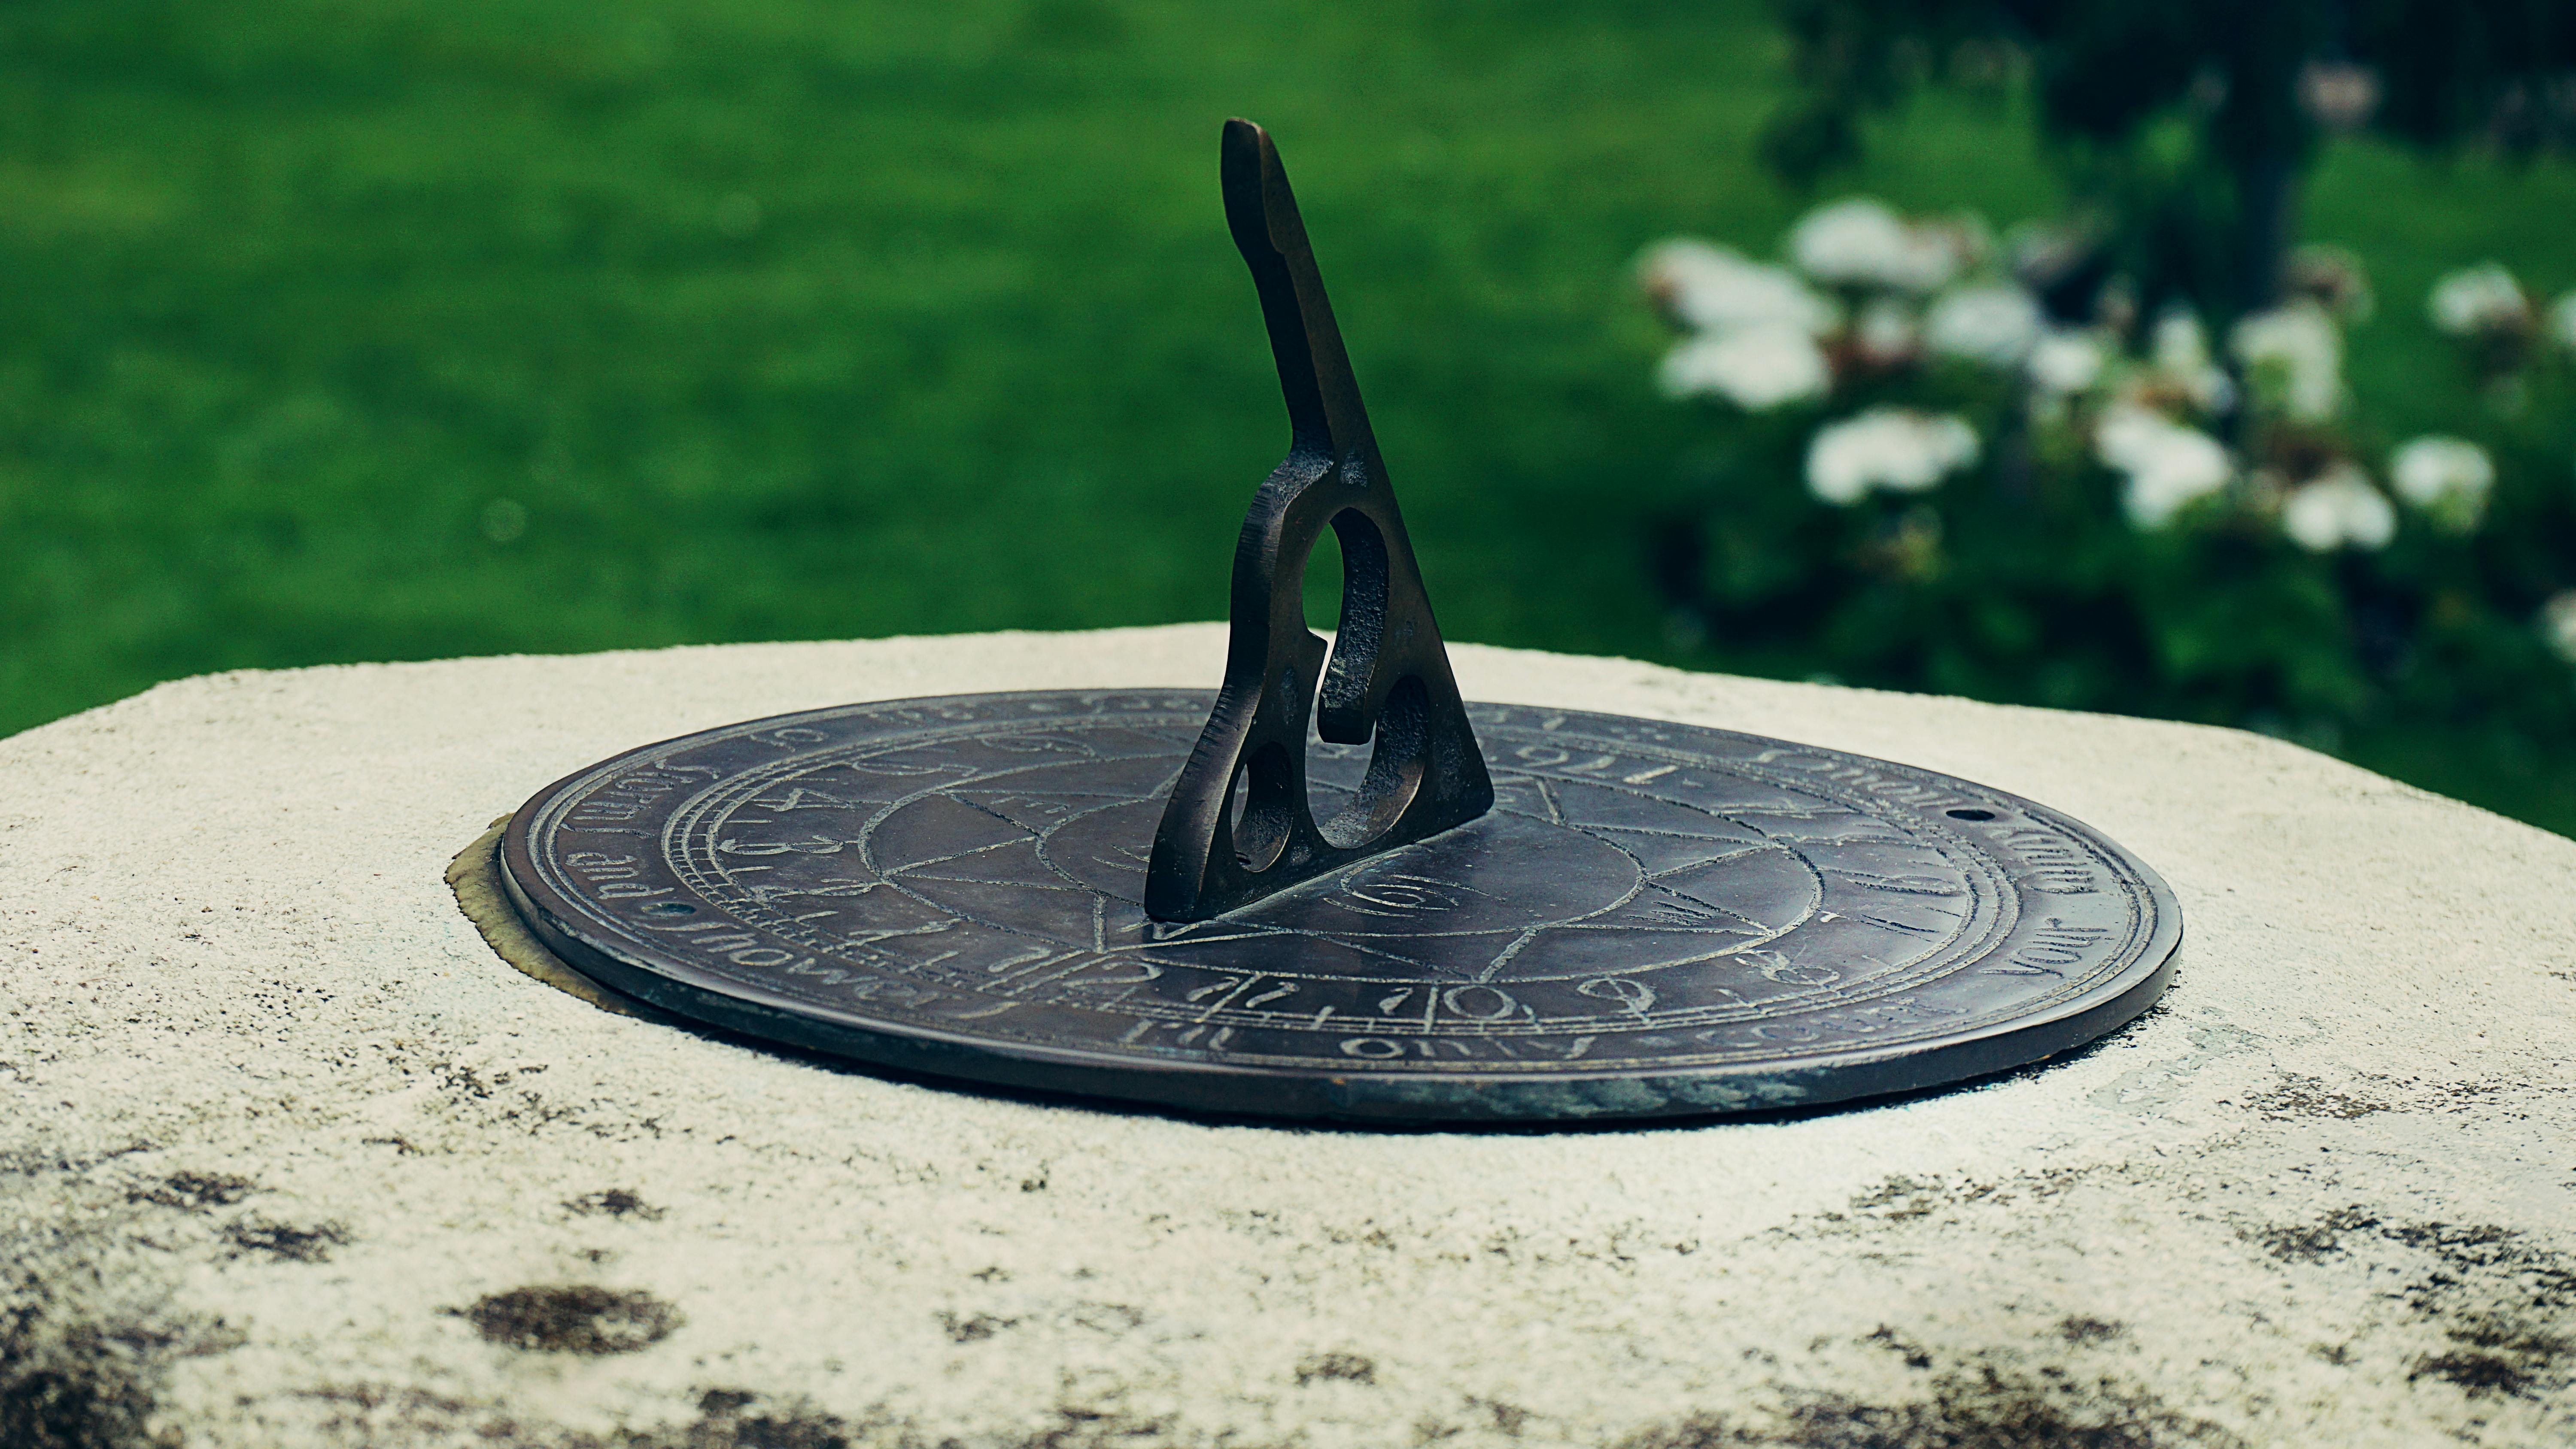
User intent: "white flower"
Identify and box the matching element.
[2028,328,2108,395]
[1638,239,1840,336]
[2096,403,2232,528]
[1659,325,1831,410]
[1804,407,1981,505]
[1853,297,1919,364]
[2230,300,2344,421]
[2540,592,2576,665]
[1925,284,2043,366]
[1789,198,1961,293]
[2280,463,2396,552]
[2548,291,2576,353]
[2148,309,2236,412]
[2429,261,2530,336]
[2388,435,2495,532]
[2298,61,2382,131]
[2153,310,2211,373]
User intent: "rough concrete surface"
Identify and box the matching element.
[2,623,2571,1449]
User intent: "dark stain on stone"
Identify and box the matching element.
[2381,1220,2576,1311]
[0,1322,161,1449]
[2058,1316,2124,1345]
[126,1171,254,1212]
[2409,1315,2571,1399]
[223,1219,347,1263]
[565,1188,664,1220]
[1008,1400,1176,1449]
[2242,1073,2388,1120]
[0,1303,237,1449]
[1470,1396,1531,1435]
[628,1388,851,1449]
[2380,1220,2576,1402]
[2247,1206,2379,1263]
[294,1383,483,1443]
[1617,1365,2245,1448]
[2260,1209,2576,1401]
[1296,1350,1377,1385]
[1847,1176,1950,1222]
[455,1285,680,1355]
[1865,1327,1933,1370]
[938,1312,1015,1343]
[1066,1302,1145,1335]
[2412,1348,2537,1396]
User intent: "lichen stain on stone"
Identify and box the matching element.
[639,1388,855,1449]
[2249,1206,2576,1402]
[563,1188,664,1220]
[1613,1365,2246,1449]
[938,1310,1017,1343]
[454,1285,681,1355]
[123,1170,254,1212]
[2056,1316,2123,1345]
[2240,1072,2390,1120]
[1294,1350,1377,1385]
[222,1217,349,1262]
[1794,1165,2091,1239]
[0,1321,165,1449]
[2411,1318,2573,1399]
[0,1304,241,1449]
[2245,1205,2382,1262]
[301,1382,863,1449]
[2387,1223,2576,1402]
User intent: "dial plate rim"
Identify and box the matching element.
[497,689,2181,1122]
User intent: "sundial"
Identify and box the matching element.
[495,121,2179,1123]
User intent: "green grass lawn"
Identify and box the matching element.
[5,0,2575,831]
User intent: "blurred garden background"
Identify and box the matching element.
[3,0,2574,830]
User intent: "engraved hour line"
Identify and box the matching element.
[1623,764,1678,785]
[996,952,1111,996]
[1185,973,1262,1021]
[1471,925,1550,984]
[1530,776,1565,825]
[867,838,1018,874]
[1847,912,1950,938]
[1646,846,1771,873]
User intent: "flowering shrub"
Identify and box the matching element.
[1640,204,2576,749]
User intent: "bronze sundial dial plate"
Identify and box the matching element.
[498,689,2179,1123]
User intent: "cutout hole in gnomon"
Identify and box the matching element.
[1228,742,1296,873]
[1298,507,1421,850]
[1946,808,1997,821]
[1303,517,1345,634]
[1315,674,1431,849]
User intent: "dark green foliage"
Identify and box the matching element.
[1767,0,2576,316]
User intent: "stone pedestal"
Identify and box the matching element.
[3,624,2570,1447]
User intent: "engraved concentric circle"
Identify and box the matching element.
[498,690,2180,1122]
